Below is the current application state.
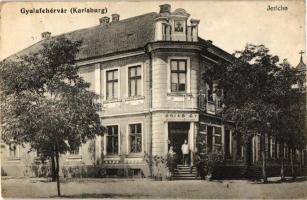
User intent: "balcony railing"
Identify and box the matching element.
[207,101,215,114]
[198,95,223,115]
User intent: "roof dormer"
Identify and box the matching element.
[154,5,200,42]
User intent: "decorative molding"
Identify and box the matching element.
[100,111,149,118]
[76,51,146,67]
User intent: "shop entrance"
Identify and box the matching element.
[168,122,190,165]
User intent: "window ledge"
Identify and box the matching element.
[167,93,192,97]
[105,155,120,158]
[127,153,143,158]
[66,155,82,160]
[104,99,122,104]
[7,157,21,161]
[34,157,47,161]
[124,96,145,102]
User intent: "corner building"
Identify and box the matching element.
[0,4,242,177]
[93,5,236,175]
[4,4,302,178]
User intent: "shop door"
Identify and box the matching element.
[168,122,190,164]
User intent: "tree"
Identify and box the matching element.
[203,44,286,183]
[270,61,306,180]
[0,36,104,196]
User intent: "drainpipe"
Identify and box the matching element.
[145,45,153,177]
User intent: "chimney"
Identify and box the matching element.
[111,13,120,22]
[190,19,200,26]
[99,16,110,25]
[41,31,51,39]
[159,4,171,14]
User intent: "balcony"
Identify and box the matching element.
[207,101,216,114]
[198,95,223,115]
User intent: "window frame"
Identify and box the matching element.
[104,124,120,156]
[170,59,187,92]
[104,67,120,101]
[105,125,120,155]
[127,64,143,97]
[66,144,82,160]
[167,57,191,94]
[7,142,20,160]
[127,122,143,154]
[173,20,185,33]
[224,129,232,159]
[69,146,81,156]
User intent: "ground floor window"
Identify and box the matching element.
[224,129,231,158]
[106,125,119,155]
[8,142,19,159]
[207,126,213,152]
[69,146,81,155]
[235,133,243,159]
[214,127,222,151]
[129,123,142,153]
[203,125,223,153]
[271,137,276,159]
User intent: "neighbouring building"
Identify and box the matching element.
[1,4,306,179]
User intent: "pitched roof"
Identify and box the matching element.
[8,12,159,61]
[7,11,234,64]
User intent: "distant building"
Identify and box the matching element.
[296,51,306,90]
[1,4,305,179]
[295,51,307,167]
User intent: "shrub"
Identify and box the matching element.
[194,150,224,180]
[144,152,171,180]
[61,165,106,178]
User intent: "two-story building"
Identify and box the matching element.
[2,4,305,178]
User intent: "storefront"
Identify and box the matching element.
[151,111,198,165]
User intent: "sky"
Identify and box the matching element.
[0,1,306,66]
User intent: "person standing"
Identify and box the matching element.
[168,146,176,176]
[181,139,189,166]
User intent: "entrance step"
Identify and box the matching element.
[174,171,197,174]
[173,173,197,177]
[172,176,201,180]
[172,165,200,180]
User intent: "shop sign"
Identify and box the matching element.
[165,112,199,122]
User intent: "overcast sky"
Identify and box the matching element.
[1,1,306,66]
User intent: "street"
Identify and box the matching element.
[2,177,307,198]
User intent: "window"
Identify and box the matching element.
[207,82,214,102]
[214,127,222,151]
[106,125,119,155]
[8,143,19,159]
[69,146,80,155]
[197,123,207,153]
[216,98,222,108]
[236,134,243,159]
[129,123,142,153]
[128,66,142,97]
[162,24,171,40]
[271,138,276,159]
[257,135,261,161]
[106,69,118,100]
[174,20,184,32]
[224,129,231,158]
[265,135,269,158]
[207,126,213,153]
[171,60,187,92]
